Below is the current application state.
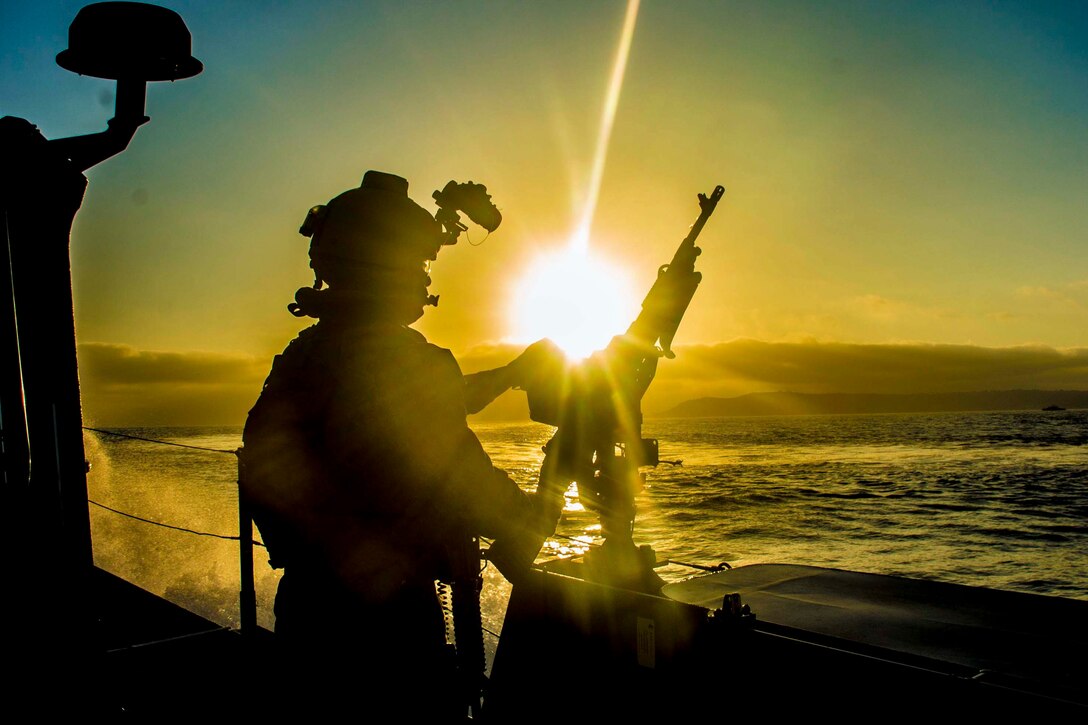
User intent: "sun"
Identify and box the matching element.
[510,243,639,360]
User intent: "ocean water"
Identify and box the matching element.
[84,410,1088,643]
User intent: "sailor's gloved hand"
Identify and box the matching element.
[508,338,565,390]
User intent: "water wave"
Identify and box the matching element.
[85,409,1088,634]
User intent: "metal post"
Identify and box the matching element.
[237,451,257,636]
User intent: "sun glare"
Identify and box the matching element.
[507,1,642,359]
[511,244,638,360]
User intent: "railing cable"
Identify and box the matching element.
[83,426,237,455]
[88,499,266,548]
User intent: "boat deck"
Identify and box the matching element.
[664,563,1088,704]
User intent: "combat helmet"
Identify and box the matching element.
[304,171,444,285]
[290,170,500,322]
[291,171,443,322]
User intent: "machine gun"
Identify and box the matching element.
[490,184,725,592]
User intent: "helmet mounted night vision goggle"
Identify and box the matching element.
[298,173,501,247]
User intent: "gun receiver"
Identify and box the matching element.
[492,185,725,591]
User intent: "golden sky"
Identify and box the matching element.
[3,1,1086,424]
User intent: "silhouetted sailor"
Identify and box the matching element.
[241,171,553,718]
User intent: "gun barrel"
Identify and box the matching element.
[628,185,724,354]
[688,185,725,244]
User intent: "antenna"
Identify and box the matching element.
[50,2,203,170]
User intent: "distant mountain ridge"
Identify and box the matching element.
[657,390,1088,418]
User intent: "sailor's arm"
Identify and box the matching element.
[422,349,554,542]
[462,366,519,415]
[444,427,542,537]
[439,425,557,584]
[462,338,563,414]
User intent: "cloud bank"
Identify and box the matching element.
[459,339,1088,418]
[77,340,1088,425]
[658,339,1088,394]
[78,343,268,427]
